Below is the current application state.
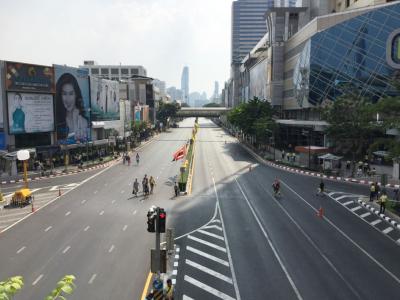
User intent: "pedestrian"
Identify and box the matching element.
[379,191,388,214]
[164,278,175,300]
[149,176,156,194]
[122,153,126,165]
[142,175,147,196]
[127,155,131,166]
[369,183,376,202]
[281,150,285,160]
[145,290,154,300]
[375,182,380,201]
[318,180,325,196]
[346,160,351,170]
[132,178,139,197]
[174,182,179,197]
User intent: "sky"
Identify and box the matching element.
[0,0,232,97]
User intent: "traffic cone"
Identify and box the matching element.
[316,207,324,218]
[59,188,62,197]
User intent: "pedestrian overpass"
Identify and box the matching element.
[176,107,231,118]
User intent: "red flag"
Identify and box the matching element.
[172,145,186,161]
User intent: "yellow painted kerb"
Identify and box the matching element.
[140,271,153,300]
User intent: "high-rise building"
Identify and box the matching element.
[181,66,189,104]
[231,0,297,64]
[212,81,220,102]
[334,0,394,12]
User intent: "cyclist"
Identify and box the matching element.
[272,178,281,196]
[136,153,140,165]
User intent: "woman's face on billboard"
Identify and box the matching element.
[61,83,76,112]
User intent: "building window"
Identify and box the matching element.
[101,68,109,75]
[111,68,119,75]
[131,68,139,75]
[121,68,129,75]
[346,0,350,7]
[91,68,99,75]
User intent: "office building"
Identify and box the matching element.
[335,0,396,12]
[228,1,400,147]
[181,66,189,104]
[81,61,147,81]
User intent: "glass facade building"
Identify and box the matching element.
[293,3,400,107]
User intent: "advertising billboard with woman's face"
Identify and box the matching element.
[90,77,120,121]
[7,92,54,134]
[54,65,91,144]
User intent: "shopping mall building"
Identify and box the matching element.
[229,1,400,148]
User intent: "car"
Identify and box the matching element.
[171,123,179,128]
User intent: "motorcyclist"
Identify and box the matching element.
[272,178,281,195]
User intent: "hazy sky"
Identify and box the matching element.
[0,0,232,97]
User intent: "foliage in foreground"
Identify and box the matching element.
[0,275,76,300]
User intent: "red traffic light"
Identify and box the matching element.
[159,212,166,219]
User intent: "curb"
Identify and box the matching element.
[357,197,400,231]
[239,143,400,189]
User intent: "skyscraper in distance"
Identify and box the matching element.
[181,66,189,105]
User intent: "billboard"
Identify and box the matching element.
[54,65,91,144]
[249,59,268,100]
[5,61,55,93]
[90,77,120,121]
[7,92,54,134]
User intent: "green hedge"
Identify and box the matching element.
[179,142,194,191]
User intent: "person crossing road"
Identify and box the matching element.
[132,178,139,197]
[149,176,156,194]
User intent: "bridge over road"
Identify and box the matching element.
[176,107,231,118]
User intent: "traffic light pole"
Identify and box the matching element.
[155,207,161,275]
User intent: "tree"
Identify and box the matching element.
[203,102,221,107]
[227,97,275,145]
[156,102,179,125]
[180,102,190,108]
[0,276,23,299]
[322,89,383,164]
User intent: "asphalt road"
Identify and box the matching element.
[172,118,400,300]
[0,118,196,300]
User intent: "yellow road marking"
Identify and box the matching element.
[140,272,153,300]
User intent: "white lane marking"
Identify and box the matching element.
[44,226,52,232]
[186,259,233,284]
[111,199,116,204]
[174,262,179,267]
[175,254,180,259]
[210,219,222,224]
[108,245,115,253]
[32,274,43,286]
[183,295,195,300]
[133,210,137,215]
[197,229,224,241]
[65,211,71,216]
[88,273,97,284]
[16,246,26,254]
[62,246,71,254]
[99,210,104,216]
[360,212,371,218]
[84,226,90,231]
[81,199,87,204]
[172,270,178,275]
[350,206,362,212]
[202,225,223,231]
[184,275,235,300]
[335,195,350,201]
[371,219,382,226]
[187,246,229,266]
[282,180,400,285]
[343,201,354,206]
[0,156,123,234]
[122,225,128,231]
[212,179,241,300]
[188,235,226,253]
[234,178,302,300]
[383,227,394,234]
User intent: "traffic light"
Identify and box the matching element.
[157,208,166,233]
[147,211,155,232]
